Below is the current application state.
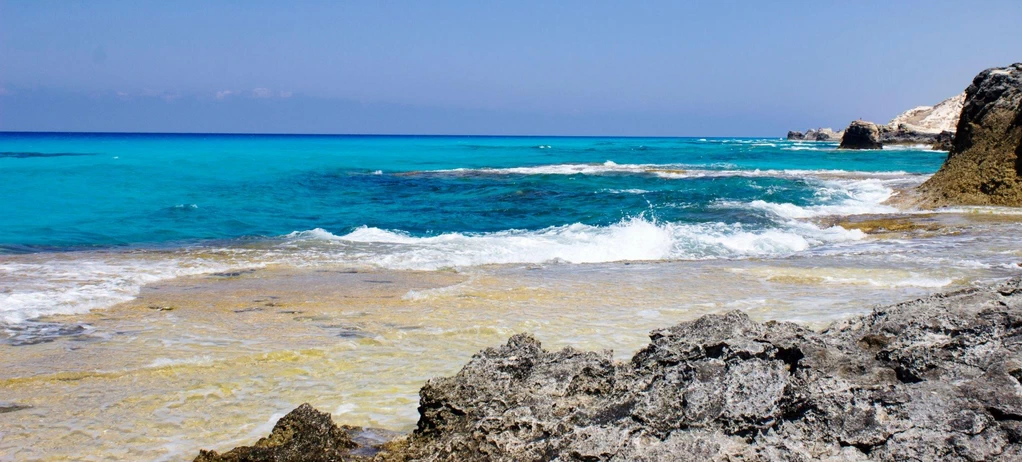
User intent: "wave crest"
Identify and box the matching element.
[286,218,864,270]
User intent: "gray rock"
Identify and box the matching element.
[839,120,884,149]
[788,128,841,142]
[202,278,1022,461]
[879,124,943,145]
[394,277,1022,461]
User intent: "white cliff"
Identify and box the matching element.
[887,92,965,134]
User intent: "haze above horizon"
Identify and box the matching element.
[1,1,1019,136]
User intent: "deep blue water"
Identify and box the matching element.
[0,132,946,250]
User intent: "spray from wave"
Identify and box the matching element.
[285,217,865,270]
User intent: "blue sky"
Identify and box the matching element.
[0,1,1019,136]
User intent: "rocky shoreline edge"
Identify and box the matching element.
[195,276,1022,461]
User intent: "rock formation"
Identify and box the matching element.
[787,128,842,141]
[932,130,955,151]
[888,92,966,135]
[790,93,964,148]
[839,120,883,149]
[195,404,394,462]
[198,277,1022,461]
[878,125,942,146]
[918,63,1022,206]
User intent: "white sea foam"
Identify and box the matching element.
[285,217,865,270]
[0,256,237,324]
[602,188,651,194]
[882,144,935,151]
[432,162,918,181]
[731,178,901,219]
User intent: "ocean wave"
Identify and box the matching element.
[428,161,918,181]
[723,178,900,219]
[284,217,864,270]
[882,144,937,151]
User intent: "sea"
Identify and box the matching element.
[1,133,1021,460]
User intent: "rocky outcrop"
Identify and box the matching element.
[888,92,966,134]
[787,128,842,141]
[195,404,392,462]
[918,63,1022,206]
[839,120,883,149]
[932,130,955,151]
[199,277,1022,461]
[879,124,943,146]
[789,93,964,148]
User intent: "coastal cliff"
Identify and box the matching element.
[888,92,966,135]
[197,277,1022,461]
[789,93,965,150]
[918,63,1022,207]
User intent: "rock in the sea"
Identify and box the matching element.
[807,127,842,141]
[204,277,1022,461]
[839,120,883,149]
[932,130,955,151]
[879,124,942,146]
[194,404,377,462]
[788,128,841,141]
[919,63,1022,206]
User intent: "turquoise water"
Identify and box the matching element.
[0,133,944,249]
[1,132,953,323]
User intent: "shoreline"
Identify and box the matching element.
[3,210,1022,459]
[196,275,1022,461]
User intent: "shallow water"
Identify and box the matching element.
[1,134,1021,460]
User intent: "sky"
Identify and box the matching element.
[0,1,1019,136]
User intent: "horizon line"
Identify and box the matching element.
[0,130,783,139]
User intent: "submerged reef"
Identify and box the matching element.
[197,277,1022,461]
[919,63,1022,206]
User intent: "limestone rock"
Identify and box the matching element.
[919,63,1022,206]
[203,277,1022,461]
[391,277,1022,461]
[839,120,883,149]
[888,92,966,134]
[788,128,842,141]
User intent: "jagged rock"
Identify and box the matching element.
[205,278,1022,461]
[879,124,942,145]
[807,128,842,141]
[387,277,1022,461]
[932,130,955,151]
[919,63,1022,206]
[788,128,841,141]
[194,404,384,462]
[839,121,883,149]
